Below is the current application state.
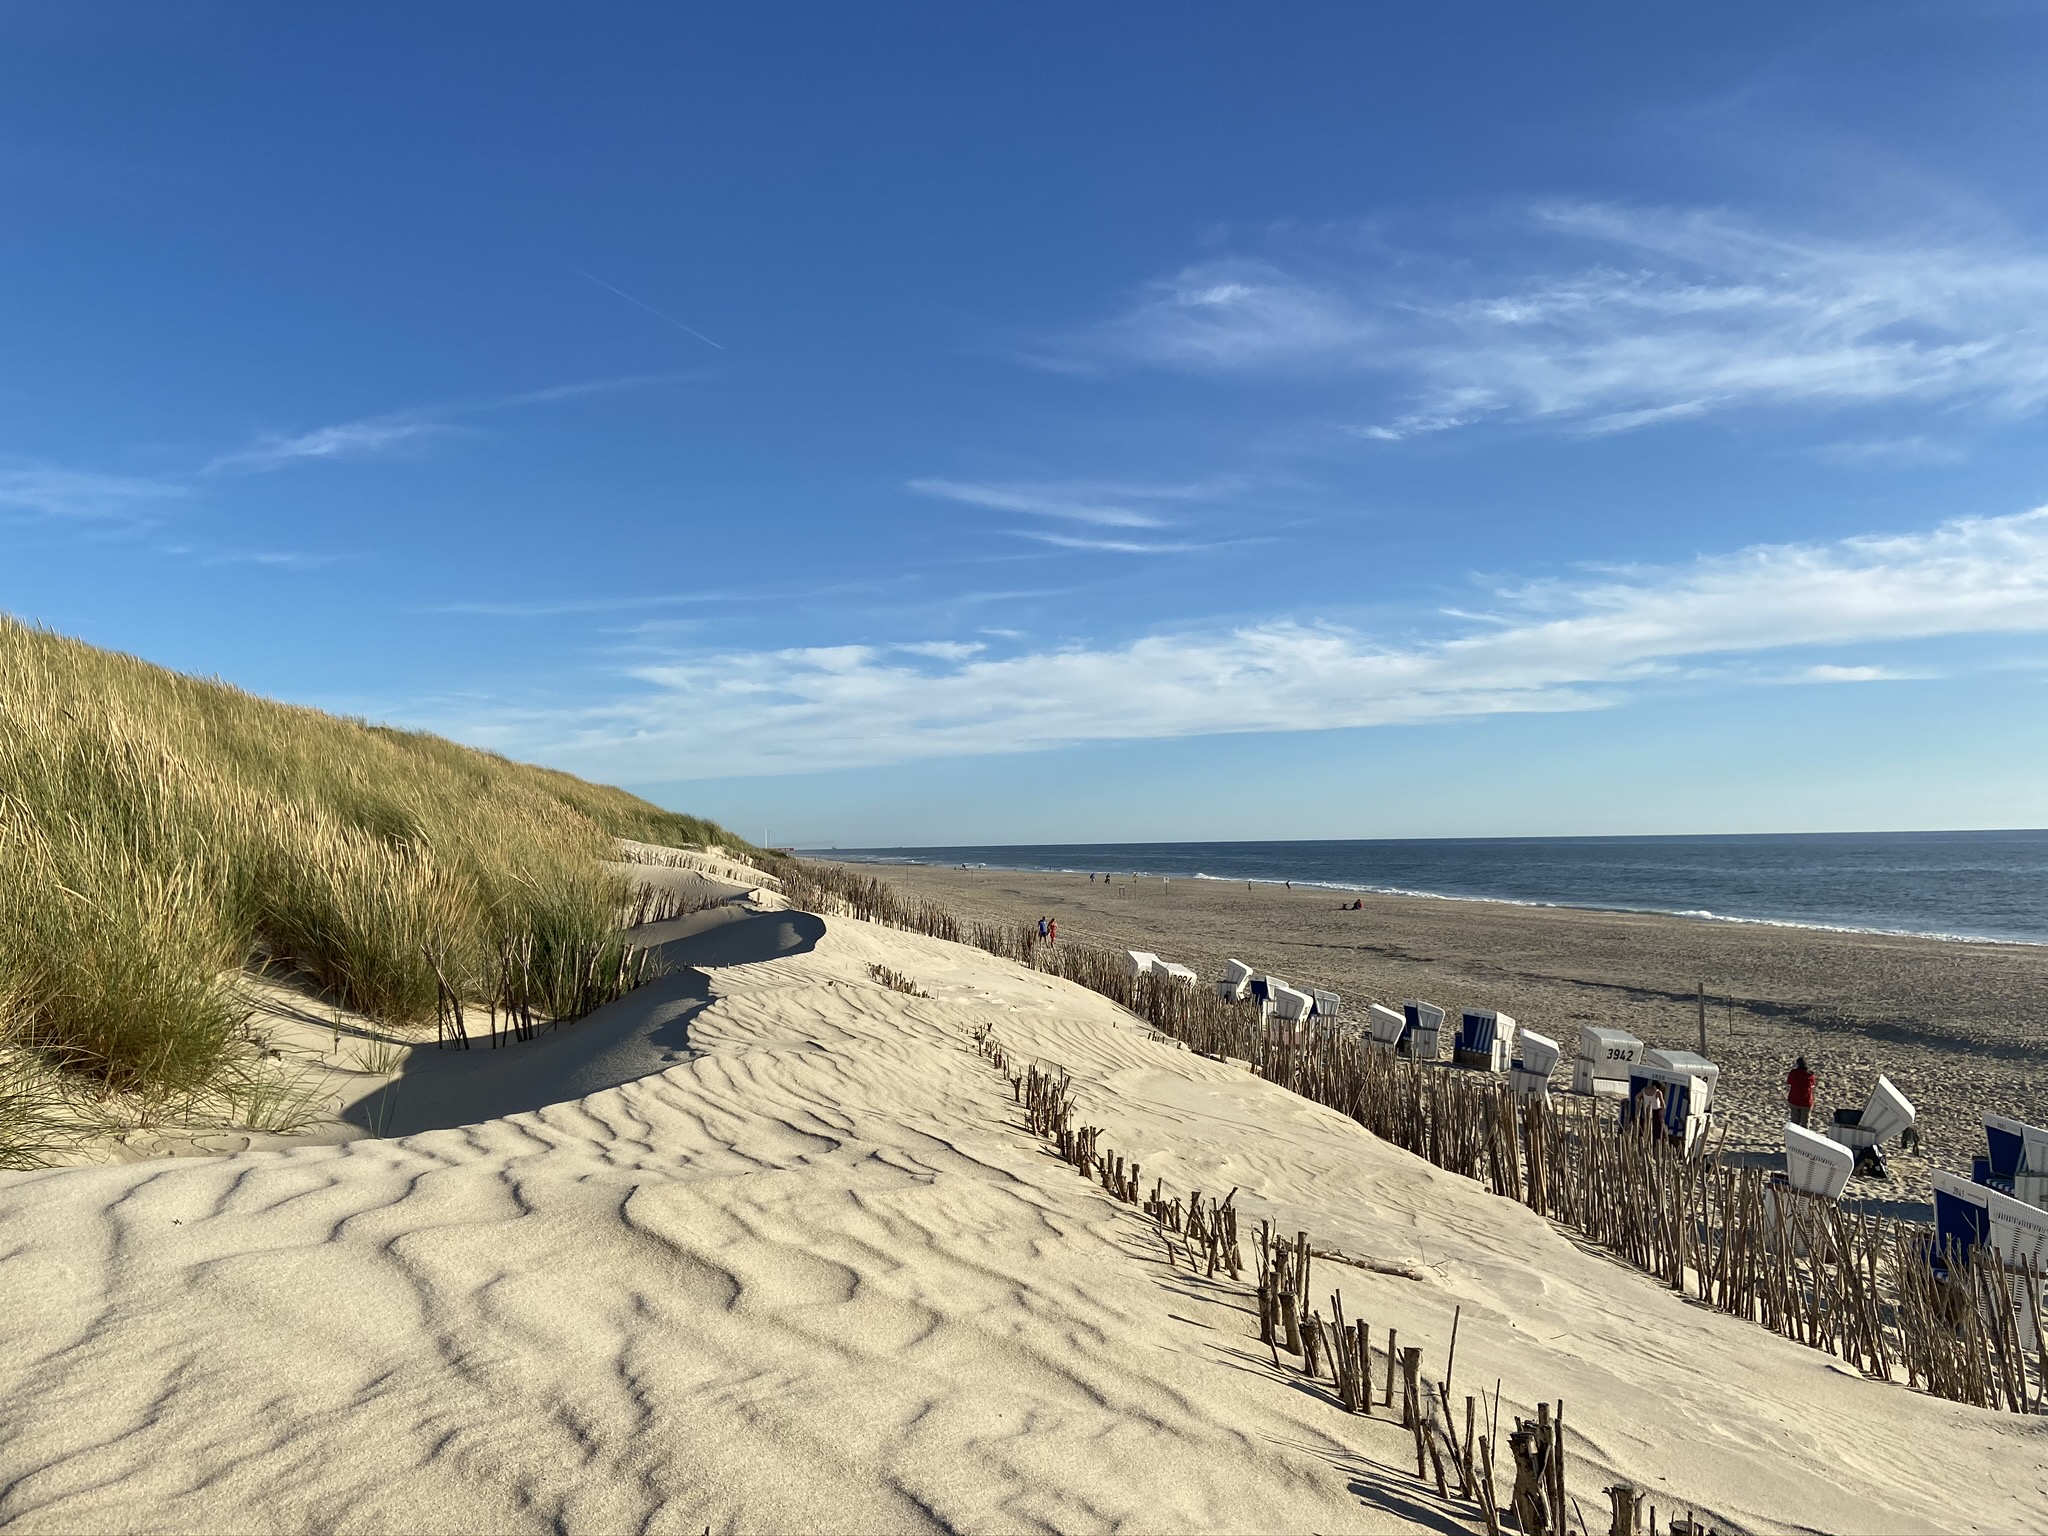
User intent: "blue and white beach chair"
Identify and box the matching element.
[1454,1009,1517,1072]
[1974,1114,2048,1209]
[1930,1171,2048,1347]
[1622,1064,1711,1155]
[1401,1000,1446,1061]
[1216,959,1254,1002]
[1644,1048,1721,1106]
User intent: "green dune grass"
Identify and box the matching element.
[0,616,746,1163]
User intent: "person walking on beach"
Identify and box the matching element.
[1048,917,1057,944]
[1037,915,1048,940]
[1786,1056,1817,1128]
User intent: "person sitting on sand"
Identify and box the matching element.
[1786,1057,1816,1128]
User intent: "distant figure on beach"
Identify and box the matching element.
[1285,881,1291,890]
[1786,1057,1816,1128]
[1088,873,1094,882]
[1633,1079,1667,1139]
[1048,917,1057,944]
[1037,915,1048,940]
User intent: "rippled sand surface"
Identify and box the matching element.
[2,900,2039,1533]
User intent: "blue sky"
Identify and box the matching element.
[8,3,2048,846]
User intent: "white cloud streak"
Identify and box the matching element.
[1068,205,2048,437]
[909,476,1238,529]
[205,373,690,475]
[444,504,2048,781]
[207,419,450,473]
[0,464,185,522]
[908,476,1247,554]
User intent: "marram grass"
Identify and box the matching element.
[0,616,746,1159]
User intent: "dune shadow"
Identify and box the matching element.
[345,908,825,1138]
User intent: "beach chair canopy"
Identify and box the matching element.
[1404,999,1446,1032]
[1367,1003,1407,1045]
[1578,1027,1643,1067]
[1985,1113,2048,1178]
[1223,959,1254,988]
[1784,1123,1855,1201]
[1644,1048,1720,1095]
[1160,962,1198,985]
[1458,1009,1516,1053]
[1312,988,1341,1018]
[1855,1075,1916,1145]
[1988,1184,2048,1277]
[1269,983,1315,1022]
[1934,1170,2048,1276]
[1126,950,1159,978]
[1517,1030,1562,1077]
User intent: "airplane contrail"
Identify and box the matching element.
[574,268,726,351]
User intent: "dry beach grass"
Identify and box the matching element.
[0,618,747,1161]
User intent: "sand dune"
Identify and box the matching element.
[2,901,2040,1533]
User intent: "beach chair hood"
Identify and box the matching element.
[1858,1075,1916,1145]
[1785,1123,1856,1200]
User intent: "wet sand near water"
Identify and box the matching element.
[843,860,2048,1208]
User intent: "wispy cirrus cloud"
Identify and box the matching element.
[436,503,2048,780]
[908,475,1248,554]
[909,477,1235,529]
[206,418,451,474]
[205,372,692,475]
[0,462,186,523]
[1059,204,2048,440]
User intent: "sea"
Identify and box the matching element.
[811,831,2048,947]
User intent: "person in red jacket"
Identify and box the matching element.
[1786,1057,1817,1127]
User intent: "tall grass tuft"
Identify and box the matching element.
[0,616,745,1150]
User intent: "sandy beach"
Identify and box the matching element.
[4,856,2042,1533]
[845,860,2048,1206]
